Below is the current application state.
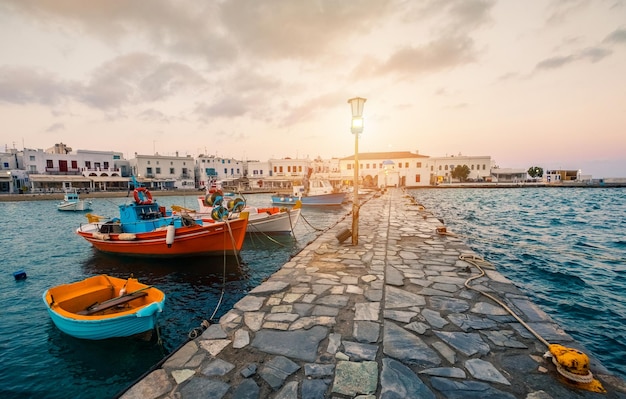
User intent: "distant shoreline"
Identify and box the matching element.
[2,182,624,202]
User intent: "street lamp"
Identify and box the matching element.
[348,97,366,245]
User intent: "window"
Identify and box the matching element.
[366,163,370,169]
[29,155,35,161]
[147,161,151,164]
[415,175,421,183]
[373,164,377,169]
[279,166,283,173]
[347,164,352,170]
[444,165,448,171]
[399,163,403,168]
[156,167,161,174]
[170,168,175,174]
[46,160,53,168]
[71,161,78,169]
[416,162,422,168]
[298,166,302,172]
[483,164,486,170]
[147,167,153,174]
[288,166,291,172]
[85,161,91,169]
[405,162,409,168]
[3,162,8,168]
[224,168,227,174]
[103,162,109,169]
[471,165,475,170]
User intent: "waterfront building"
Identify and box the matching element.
[194,155,245,189]
[338,151,431,188]
[131,153,195,190]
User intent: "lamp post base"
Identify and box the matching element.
[351,203,359,245]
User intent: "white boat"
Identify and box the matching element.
[173,192,302,235]
[271,177,346,206]
[57,189,93,211]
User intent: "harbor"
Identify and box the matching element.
[117,188,626,399]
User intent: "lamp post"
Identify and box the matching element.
[348,97,366,245]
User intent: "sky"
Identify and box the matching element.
[1,1,625,178]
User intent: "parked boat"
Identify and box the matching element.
[271,177,345,206]
[189,192,302,234]
[57,189,92,211]
[42,275,165,340]
[76,177,248,257]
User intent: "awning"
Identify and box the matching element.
[28,175,92,183]
[90,176,130,182]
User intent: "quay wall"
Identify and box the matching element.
[77,188,623,398]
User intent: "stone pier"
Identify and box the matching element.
[119,188,626,399]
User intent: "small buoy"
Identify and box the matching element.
[13,270,27,280]
[166,224,175,248]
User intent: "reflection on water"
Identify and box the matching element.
[0,194,350,399]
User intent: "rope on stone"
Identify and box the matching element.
[459,253,605,393]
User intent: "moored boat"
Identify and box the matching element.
[76,177,248,257]
[271,177,345,206]
[42,275,165,340]
[57,189,92,211]
[192,192,302,234]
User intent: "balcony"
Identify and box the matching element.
[44,167,81,175]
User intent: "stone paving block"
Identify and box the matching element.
[259,356,300,391]
[332,360,378,396]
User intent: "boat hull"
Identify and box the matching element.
[43,275,165,340]
[76,217,248,257]
[271,193,345,206]
[245,207,301,234]
[58,200,92,211]
[194,197,301,234]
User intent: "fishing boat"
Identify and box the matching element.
[57,189,93,211]
[42,275,165,340]
[189,192,302,234]
[271,177,345,206]
[76,177,248,257]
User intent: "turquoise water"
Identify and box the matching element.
[0,193,350,399]
[408,187,626,380]
[2,189,624,398]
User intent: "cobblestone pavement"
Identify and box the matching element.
[120,188,626,399]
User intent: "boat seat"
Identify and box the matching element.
[77,291,148,315]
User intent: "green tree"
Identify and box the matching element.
[528,166,543,178]
[451,165,471,182]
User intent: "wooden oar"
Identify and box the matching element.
[82,285,154,313]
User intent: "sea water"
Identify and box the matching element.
[0,193,349,399]
[407,186,626,380]
[1,188,624,398]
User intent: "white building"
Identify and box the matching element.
[21,146,127,192]
[338,151,431,188]
[131,153,195,190]
[426,154,492,184]
[195,155,245,189]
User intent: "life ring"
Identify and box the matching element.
[133,187,153,205]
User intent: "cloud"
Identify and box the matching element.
[0,66,67,105]
[360,35,478,79]
[45,122,65,132]
[603,27,626,44]
[534,46,612,71]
